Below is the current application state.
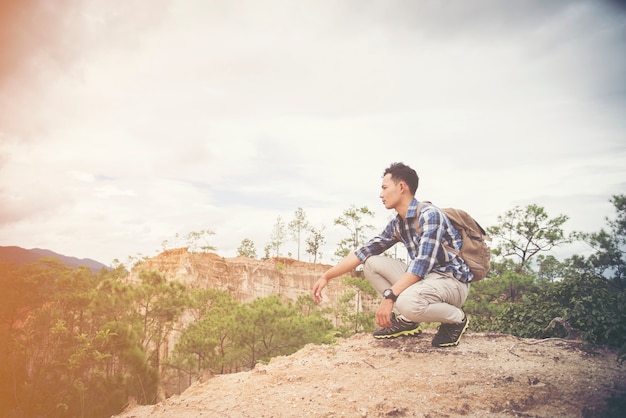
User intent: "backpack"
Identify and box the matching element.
[415,202,492,281]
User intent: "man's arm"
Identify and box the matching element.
[311,253,361,303]
[390,271,420,297]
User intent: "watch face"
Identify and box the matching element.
[383,289,397,301]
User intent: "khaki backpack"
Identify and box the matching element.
[415,201,492,281]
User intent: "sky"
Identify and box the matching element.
[1,0,625,266]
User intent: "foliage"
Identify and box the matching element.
[487,204,573,271]
[0,260,336,418]
[551,273,626,346]
[0,262,161,418]
[465,268,541,331]
[469,197,626,352]
[172,292,333,381]
[288,207,310,261]
[263,243,272,259]
[487,272,626,348]
[333,205,375,259]
[535,254,566,281]
[305,225,326,264]
[490,296,565,338]
[576,194,625,290]
[235,296,333,368]
[296,294,326,317]
[161,230,217,253]
[269,216,287,257]
[170,289,240,376]
[334,277,377,336]
[237,238,258,258]
[463,276,509,330]
[132,270,188,374]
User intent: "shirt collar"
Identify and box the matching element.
[405,198,420,220]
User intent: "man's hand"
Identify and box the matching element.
[311,277,328,303]
[375,299,394,328]
[311,254,361,304]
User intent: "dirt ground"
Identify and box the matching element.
[116,330,626,418]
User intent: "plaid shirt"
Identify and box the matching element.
[354,199,472,282]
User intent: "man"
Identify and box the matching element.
[311,162,472,347]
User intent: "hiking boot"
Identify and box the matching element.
[431,312,470,347]
[373,313,421,339]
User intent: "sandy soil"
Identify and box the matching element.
[116,330,626,417]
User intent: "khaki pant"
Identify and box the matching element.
[363,255,469,324]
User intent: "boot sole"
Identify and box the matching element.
[373,329,422,339]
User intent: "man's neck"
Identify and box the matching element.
[395,197,414,220]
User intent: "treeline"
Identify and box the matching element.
[466,195,626,351]
[1,195,624,417]
[0,261,374,418]
[156,205,378,264]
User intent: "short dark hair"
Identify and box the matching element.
[383,162,419,195]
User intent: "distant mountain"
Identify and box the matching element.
[0,246,108,272]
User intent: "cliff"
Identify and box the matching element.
[117,249,626,417]
[129,248,374,310]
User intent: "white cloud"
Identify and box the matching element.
[0,0,624,264]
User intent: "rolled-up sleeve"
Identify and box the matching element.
[354,222,399,263]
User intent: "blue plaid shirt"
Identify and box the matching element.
[354,199,473,282]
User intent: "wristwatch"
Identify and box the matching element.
[383,288,397,302]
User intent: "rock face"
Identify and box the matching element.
[128,248,381,398]
[129,248,376,310]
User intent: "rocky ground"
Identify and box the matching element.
[116,330,626,418]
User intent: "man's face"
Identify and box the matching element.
[380,174,402,210]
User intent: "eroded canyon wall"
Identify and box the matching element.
[128,248,374,310]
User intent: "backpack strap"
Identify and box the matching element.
[413,200,432,235]
[394,200,431,242]
[413,201,453,263]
